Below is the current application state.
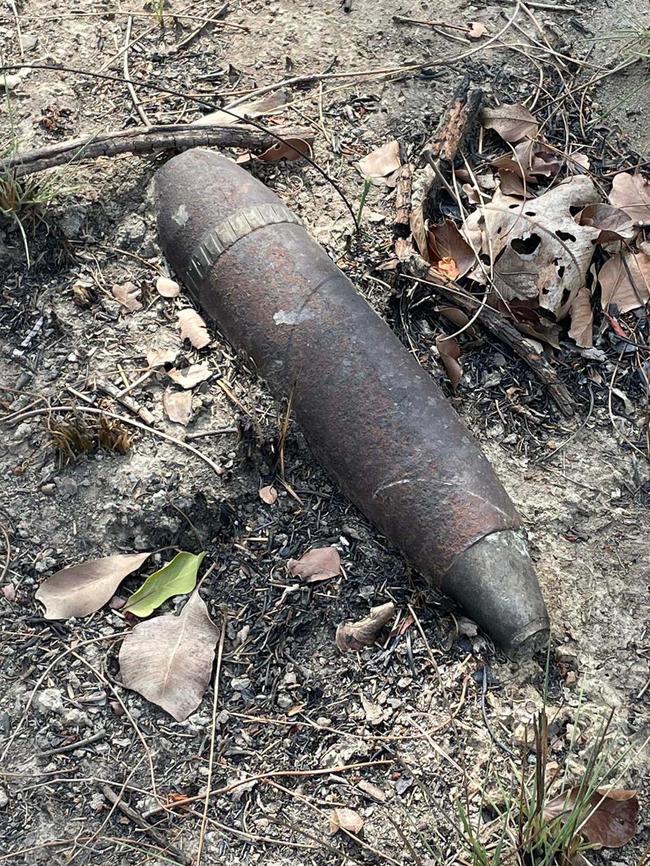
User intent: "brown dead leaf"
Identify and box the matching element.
[357,780,387,803]
[598,250,650,313]
[492,140,560,184]
[259,485,278,505]
[468,21,488,39]
[329,807,364,835]
[287,546,341,583]
[35,552,151,619]
[194,91,288,126]
[258,137,312,162]
[436,335,463,388]
[163,389,193,426]
[462,177,600,314]
[119,590,219,722]
[358,140,401,180]
[167,363,212,389]
[544,787,639,848]
[336,601,396,652]
[577,204,637,243]
[178,308,210,350]
[146,347,178,368]
[608,172,650,225]
[427,219,476,276]
[111,282,142,312]
[568,285,593,349]
[498,169,527,197]
[156,276,180,298]
[480,103,538,143]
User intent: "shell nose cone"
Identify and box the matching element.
[442,530,550,654]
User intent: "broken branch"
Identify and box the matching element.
[1,123,314,179]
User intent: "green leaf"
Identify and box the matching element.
[123,551,206,617]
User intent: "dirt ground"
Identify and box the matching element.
[1,1,649,864]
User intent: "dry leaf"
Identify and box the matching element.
[468,21,488,38]
[329,807,364,835]
[357,780,387,803]
[568,284,593,349]
[156,276,180,298]
[436,335,463,388]
[576,204,637,242]
[258,138,312,162]
[598,250,650,313]
[493,140,560,183]
[287,546,341,583]
[358,140,401,179]
[194,91,288,126]
[544,787,639,848]
[178,308,210,349]
[111,282,142,312]
[259,485,278,505]
[361,693,387,725]
[167,363,212,389]
[163,389,193,426]
[336,601,396,652]
[35,552,151,619]
[427,219,476,276]
[608,172,650,225]
[119,590,219,721]
[146,347,178,368]
[480,103,538,143]
[498,169,528,197]
[462,177,600,315]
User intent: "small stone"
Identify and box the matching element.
[35,688,64,715]
[0,787,8,808]
[555,643,579,664]
[565,670,578,687]
[283,672,298,686]
[62,708,90,727]
[231,677,251,691]
[277,693,293,709]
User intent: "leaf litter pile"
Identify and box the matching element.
[1,5,649,866]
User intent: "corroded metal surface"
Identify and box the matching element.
[155,149,549,650]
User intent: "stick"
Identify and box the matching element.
[167,2,229,55]
[99,784,190,865]
[38,729,106,757]
[94,379,156,426]
[399,250,574,417]
[123,15,150,127]
[394,162,414,239]
[1,123,313,178]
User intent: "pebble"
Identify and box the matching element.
[0,787,8,808]
[35,688,64,715]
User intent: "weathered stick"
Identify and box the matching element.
[1,124,313,178]
[399,247,575,418]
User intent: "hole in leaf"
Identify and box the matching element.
[525,211,537,217]
[511,234,541,255]
[557,265,566,279]
[556,229,576,242]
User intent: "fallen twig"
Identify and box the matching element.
[123,15,150,127]
[38,729,107,758]
[167,2,229,54]
[100,783,190,865]
[399,251,575,417]
[1,123,313,179]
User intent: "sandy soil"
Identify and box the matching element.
[1,1,649,864]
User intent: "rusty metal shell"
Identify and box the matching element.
[155,149,549,651]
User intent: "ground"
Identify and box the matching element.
[1,1,649,865]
